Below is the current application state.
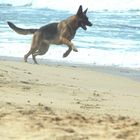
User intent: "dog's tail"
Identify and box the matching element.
[7,22,38,35]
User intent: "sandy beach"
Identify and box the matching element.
[0,59,140,140]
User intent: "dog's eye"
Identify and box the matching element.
[83,15,88,19]
[84,16,88,21]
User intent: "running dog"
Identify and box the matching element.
[7,5,92,64]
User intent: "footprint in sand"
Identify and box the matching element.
[22,86,31,91]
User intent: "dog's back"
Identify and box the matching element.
[39,23,58,40]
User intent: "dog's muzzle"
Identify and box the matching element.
[81,21,92,30]
[87,21,92,27]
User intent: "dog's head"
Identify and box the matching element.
[76,5,92,30]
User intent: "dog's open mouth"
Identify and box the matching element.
[81,22,92,30]
[81,23,87,30]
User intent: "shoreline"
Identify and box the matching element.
[1,55,140,82]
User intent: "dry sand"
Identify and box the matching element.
[0,60,140,140]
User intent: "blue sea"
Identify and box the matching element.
[0,0,140,69]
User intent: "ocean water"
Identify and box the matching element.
[0,0,140,69]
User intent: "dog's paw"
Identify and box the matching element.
[24,56,27,62]
[63,53,68,58]
[73,48,78,52]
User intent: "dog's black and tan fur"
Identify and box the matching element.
[7,5,92,64]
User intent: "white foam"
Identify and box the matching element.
[1,43,140,69]
[1,0,140,11]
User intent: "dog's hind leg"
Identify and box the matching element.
[32,53,38,64]
[24,32,41,63]
[32,41,50,64]
[24,47,38,63]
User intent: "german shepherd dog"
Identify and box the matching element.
[7,5,92,64]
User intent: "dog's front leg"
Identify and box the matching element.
[63,46,72,58]
[60,37,78,52]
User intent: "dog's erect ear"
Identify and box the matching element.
[76,5,83,16]
[83,8,88,14]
